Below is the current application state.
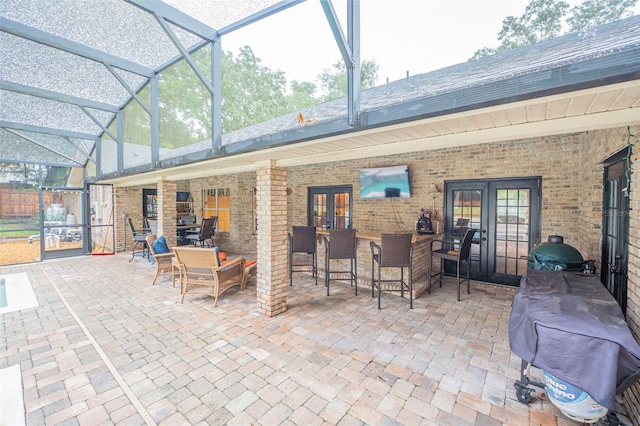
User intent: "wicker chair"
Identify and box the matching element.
[429,228,475,301]
[288,226,318,286]
[146,235,180,287]
[323,229,358,296]
[172,246,246,306]
[244,260,257,287]
[370,233,413,309]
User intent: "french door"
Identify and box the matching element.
[308,185,352,229]
[444,178,541,286]
[602,149,630,316]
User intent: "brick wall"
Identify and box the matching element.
[287,136,588,246]
[187,172,257,254]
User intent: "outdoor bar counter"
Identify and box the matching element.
[316,230,443,298]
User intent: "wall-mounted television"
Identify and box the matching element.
[359,165,411,199]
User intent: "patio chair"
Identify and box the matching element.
[146,234,180,287]
[323,229,358,296]
[370,233,413,309]
[429,228,475,301]
[288,226,318,286]
[245,260,257,287]
[186,217,217,247]
[128,218,151,262]
[172,246,247,306]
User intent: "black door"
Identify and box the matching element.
[308,186,352,229]
[445,177,541,286]
[602,149,631,316]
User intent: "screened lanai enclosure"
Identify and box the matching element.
[3,0,640,267]
[0,0,364,265]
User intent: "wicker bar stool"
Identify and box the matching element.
[370,233,413,309]
[288,226,318,286]
[323,229,358,296]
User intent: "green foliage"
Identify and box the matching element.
[0,163,40,188]
[285,81,318,111]
[131,45,379,143]
[471,0,637,60]
[221,47,290,133]
[317,59,380,102]
[158,47,212,148]
[567,0,638,31]
[0,163,69,188]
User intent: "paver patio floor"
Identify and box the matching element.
[0,254,631,425]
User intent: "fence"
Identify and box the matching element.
[0,190,62,218]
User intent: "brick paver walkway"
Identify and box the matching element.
[0,254,630,425]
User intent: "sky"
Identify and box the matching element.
[219,0,640,88]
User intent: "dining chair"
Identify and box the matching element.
[186,217,217,247]
[370,233,413,309]
[323,229,358,296]
[429,228,475,301]
[128,218,151,261]
[288,226,318,286]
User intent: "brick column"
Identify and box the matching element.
[158,180,177,248]
[256,161,288,316]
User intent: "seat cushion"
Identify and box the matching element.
[213,246,227,263]
[153,236,170,254]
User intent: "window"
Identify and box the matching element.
[203,188,230,232]
[308,185,352,229]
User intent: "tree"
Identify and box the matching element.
[0,163,68,188]
[317,59,380,102]
[567,0,637,32]
[471,0,637,59]
[158,47,213,147]
[285,80,318,111]
[0,163,40,188]
[154,45,379,140]
[221,46,291,132]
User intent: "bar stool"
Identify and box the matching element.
[370,233,413,309]
[323,229,358,296]
[288,226,318,286]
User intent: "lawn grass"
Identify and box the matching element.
[0,218,39,239]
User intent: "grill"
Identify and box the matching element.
[527,235,586,272]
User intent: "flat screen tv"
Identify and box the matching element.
[359,165,411,199]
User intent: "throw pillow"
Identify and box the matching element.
[213,246,221,264]
[153,236,170,254]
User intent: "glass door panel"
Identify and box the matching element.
[332,191,351,229]
[312,193,327,228]
[495,188,530,277]
[41,187,85,259]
